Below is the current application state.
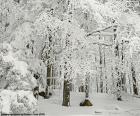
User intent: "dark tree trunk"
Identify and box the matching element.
[116,78,122,101]
[45,85,49,98]
[113,24,122,101]
[131,64,138,95]
[120,40,126,92]
[133,77,138,95]
[121,73,126,92]
[62,33,72,106]
[62,79,70,106]
[45,64,53,98]
[62,60,71,106]
[99,36,103,93]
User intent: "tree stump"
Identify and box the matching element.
[80,99,93,106]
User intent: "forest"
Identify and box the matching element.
[0,0,140,116]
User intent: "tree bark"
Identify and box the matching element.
[131,64,138,95]
[99,35,103,93]
[113,24,122,100]
[85,73,90,98]
[62,79,70,106]
[99,45,103,93]
[116,78,122,101]
[62,60,71,106]
[45,64,53,98]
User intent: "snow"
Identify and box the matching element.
[0,90,37,113]
[0,90,16,113]
[2,46,28,77]
[1,0,140,115]
[38,90,140,116]
[1,43,37,90]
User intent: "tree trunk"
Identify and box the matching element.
[121,73,126,92]
[120,40,126,92]
[45,64,52,98]
[133,77,138,95]
[116,78,122,101]
[131,64,138,95]
[113,24,122,100]
[96,77,99,93]
[62,79,70,106]
[85,74,90,99]
[80,73,92,106]
[62,60,71,106]
[99,36,103,93]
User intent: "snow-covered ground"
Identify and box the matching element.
[38,90,140,116]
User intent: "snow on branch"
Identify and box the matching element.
[86,25,118,37]
[92,42,113,46]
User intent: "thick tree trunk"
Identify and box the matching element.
[62,79,70,106]
[115,45,122,101]
[113,25,122,100]
[133,77,138,95]
[62,60,71,106]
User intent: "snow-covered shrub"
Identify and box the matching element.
[0,43,37,90]
[0,43,38,113]
[6,70,36,90]
[0,90,37,113]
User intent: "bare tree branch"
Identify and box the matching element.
[86,25,118,37]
